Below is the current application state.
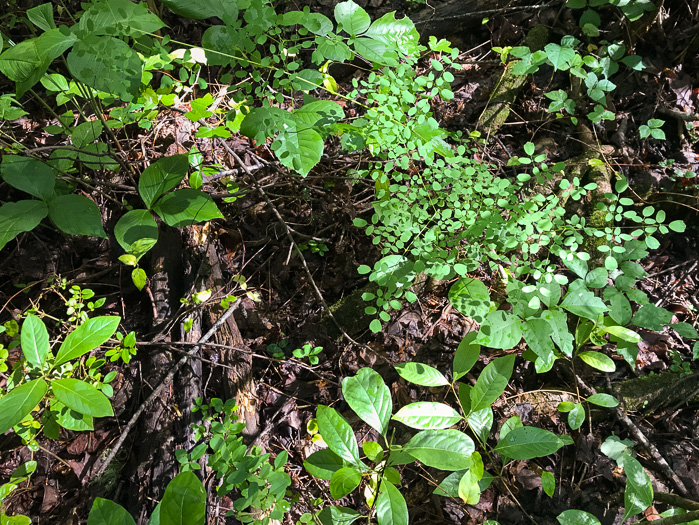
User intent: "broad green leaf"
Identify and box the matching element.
[404,429,474,470]
[601,435,633,463]
[557,510,601,525]
[545,43,576,71]
[51,400,94,431]
[598,325,641,343]
[54,316,120,366]
[66,35,142,102]
[470,354,515,413]
[364,11,420,56]
[334,0,371,36]
[392,402,462,430]
[0,513,32,524]
[1,155,56,200]
[159,471,206,525]
[51,379,113,417]
[584,267,608,288]
[317,506,362,525]
[395,362,448,387]
[27,3,56,31]
[87,498,136,525]
[303,449,345,481]
[131,268,147,291]
[672,322,699,339]
[604,287,632,325]
[578,351,615,372]
[541,309,573,357]
[376,481,407,525]
[632,304,673,331]
[362,441,383,462]
[494,426,568,459]
[316,405,360,464]
[239,107,292,143]
[272,125,324,176]
[77,0,165,38]
[21,314,49,368]
[329,467,361,499]
[499,416,522,441]
[138,155,189,209]
[621,455,653,521]
[475,311,522,349]
[291,100,345,127]
[152,189,223,227]
[467,407,493,443]
[342,368,392,436]
[568,403,585,430]
[114,210,158,256]
[48,194,107,238]
[562,254,588,278]
[457,470,480,504]
[147,503,162,525]
[71,121,103,148]
[0,379,48,434]
[522,318,556,373]
[560,280,607,320]
[353,38,397,66]
[448,278,490,324]
[586,393,619,407]
[433,469,467,497]
[453,332,480,380]
[161,0,238,24]
[541,471,555,498]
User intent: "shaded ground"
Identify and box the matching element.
[1,0,699,524]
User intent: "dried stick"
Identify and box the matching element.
[219,140,390,364]
[574,375,689,496]
[96,302,239,477]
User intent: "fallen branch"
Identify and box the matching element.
[96,301,239,478]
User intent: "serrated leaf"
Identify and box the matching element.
[404,429,474,470]
[342,368,392,436]
[395,362,449,387]
[494,426,568,459]
[470,354,515,413]
[392,402,462,430]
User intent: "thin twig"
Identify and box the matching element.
[96,301,240,477]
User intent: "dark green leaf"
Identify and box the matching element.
[632,304,673,331]
[159,471,206,525]
[27,3,56,31]
[329,467,361,499]
[621,455,653,521]
[87,498,136,525]
[541,471,555,498]
[317,506,362,525]
[586,394,619,407]
[138,155,189,210]
[1,155,56,200]
[114,210,158,257]
[48,194,107,238]
[77,0,164,37]
[560,280,607,320]
[470,354,515,413]
[161,0,238,23]
[453,332,480,381]
[303,449,345,481]
[494,426,568,459]
[568,403,585,430]
[557,510,601,525]
[152,189,223,227]
[673,322,699,339]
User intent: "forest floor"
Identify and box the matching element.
[1,0,699,524]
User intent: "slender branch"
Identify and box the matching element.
[655,492,699,511]
[96,301,240,477]
[644,510,699,525]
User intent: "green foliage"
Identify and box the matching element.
[176,397,291,524]
[293,343,324,365]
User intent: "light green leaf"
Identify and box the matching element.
[541,309,574,357]
[557,510,601,525]
[48,194,106,238]
[21,314,50,368]
[317,506,362,525]
[560,280,607,320]
[27,3,56,31]
[494,426,568,459]
[404,429,474,470]
[131,268,147,291]
[568,403,585,430]
[586,393,619,407]
[453,332,480,381]
[272,125,324,176]
[317,405,360,464]
[457,470,480,504]
[541,471,555,497]
[544,42,576,71]
[578,351,615,372]
[159,471,206,525]
[448,278,490,324]
[239,107,292,143]
[562,254,588,278]
[51,400,94,431]
[499,415,522,441]
[353,38,397,66]
[395,362,449,387]
[0,379,48,434]
[364,11,420,56]
[475,311,522,349]
[138,155,189,209]
[392,402,462,430]
[604,287,632,325]
[1,155,56,200]
[87,498,136,525]
[303,449,345,481]
[342,368,392,435]
[522,318,556,373]
[54,316,120,366]
[291,100,345,127]
[152,189,223,227]
[77,0,165,38]
[66,35,142,102]
[470,354,515,413]
[114,210,159,256]
[621,455,653,521]
[467,407,493,443]
[51,379,113,417]
[334,0,371,36]
[329,467,361,499]
[598,325,641,343]
[161,0,238,24]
